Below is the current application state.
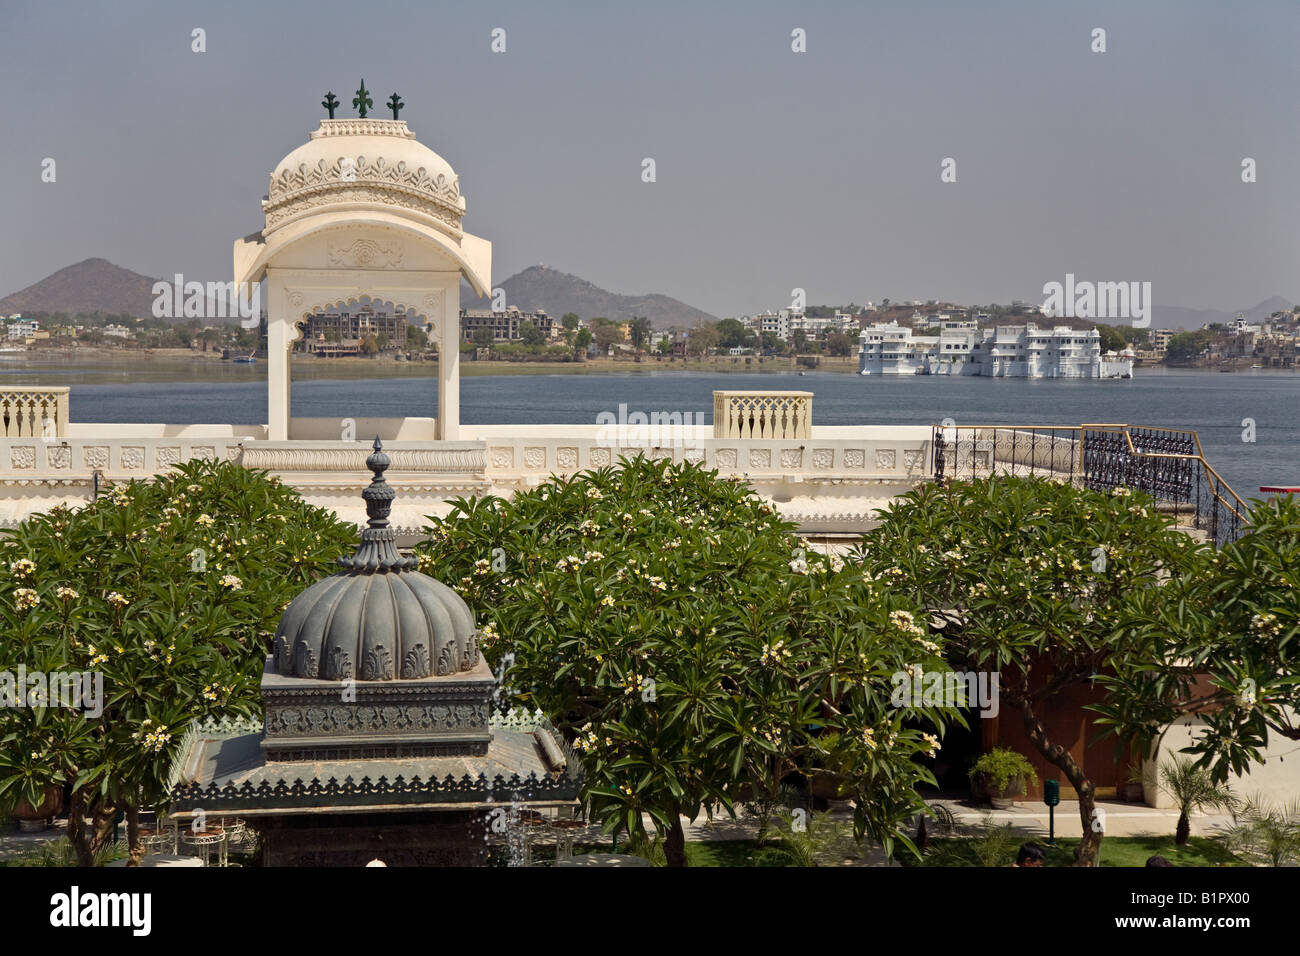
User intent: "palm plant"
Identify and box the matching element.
[1216,797,1300,867]
[1158,758,1239,844]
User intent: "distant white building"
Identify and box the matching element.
[746,310,791,342]
[859,321,1132,378]
[789,311,857,336]
[1228,315,1260,336]
[7,318,38,340]
[745,309,858,342]
[102,324,135,339]
[1150,328,1177,352]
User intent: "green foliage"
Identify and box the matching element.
[1214,797,1300,867]
[417,456,960,860]
[857,476,1206,864]
[715,319,752,350]
[1098,495,1300,783]
[921,814,1022,867]
[518,321,546,346]
[1158,758,1238,845]
[969,747,1038,791]
[0,460,356,861]
[1165,329,1212,360]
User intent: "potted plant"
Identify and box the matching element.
[7,785,63,833]
[1121,765,1146,803]
[969,748,1038,809]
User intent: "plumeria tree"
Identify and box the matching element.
[1097,495,1300,784]
[0,459,355,865]
[417,456,960,866]
[856,476,1208,865]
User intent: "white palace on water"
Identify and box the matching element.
[859,318,1135,378]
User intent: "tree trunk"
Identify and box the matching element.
[664,813,688,868]
[1016,694,1102,866]
[66,791,95,868]
[126,804,144,867]
[1175,812,1190,845]
[90,805,118,863]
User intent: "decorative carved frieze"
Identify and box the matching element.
[240,444,486,474]
[327,238,404,269]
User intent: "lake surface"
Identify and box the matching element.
[3,357,1294,501]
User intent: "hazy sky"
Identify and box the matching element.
[2,0,1296,317]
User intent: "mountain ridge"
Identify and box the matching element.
[463,265,717,328]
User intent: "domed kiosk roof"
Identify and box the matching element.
[262,118,466,238]
[271,437,478,682]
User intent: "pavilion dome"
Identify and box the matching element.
[270,438,479,681]
[262,117,467,239]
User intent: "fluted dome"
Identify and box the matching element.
[263,118,466,238]
[270,438,478,681]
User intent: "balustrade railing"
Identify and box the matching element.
[0,387,68,438]
[713,390,812,440]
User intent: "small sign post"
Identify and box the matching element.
[1043,779,1060,846]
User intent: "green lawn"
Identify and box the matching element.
[913,835,1240,867]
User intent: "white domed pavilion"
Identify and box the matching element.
[234,99,491,441]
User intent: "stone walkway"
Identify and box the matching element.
[0,825,69,862]
[931,797,1236,839]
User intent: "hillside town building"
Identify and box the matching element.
[459,306,553,343]
[297,306,411,354]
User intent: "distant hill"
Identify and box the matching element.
[1145,297,1292,331]
[464,266,716,328]
[0,258,168,320]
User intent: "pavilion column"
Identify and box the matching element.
[438,284,460,440]
[266,276,292,442]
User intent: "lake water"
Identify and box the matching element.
[4,358,1294,501]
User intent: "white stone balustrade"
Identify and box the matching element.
[0,415,934,535]
[0,387,69,438]
[713,390,812,440]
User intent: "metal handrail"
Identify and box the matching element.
[930,422,1251,537]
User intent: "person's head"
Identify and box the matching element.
[1145,855,1173,867]
[1015,842,1046,867]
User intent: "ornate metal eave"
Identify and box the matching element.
[169,769,584,814]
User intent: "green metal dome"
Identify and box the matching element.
[270,438,478,680]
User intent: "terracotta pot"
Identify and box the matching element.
[808,773,843,800]
[10,786,63,828]
[1122,782,1145,803]
[985,776,1025,810]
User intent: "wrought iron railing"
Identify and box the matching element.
[930,423,1250,546]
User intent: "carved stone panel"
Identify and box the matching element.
[327,238,404,269]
